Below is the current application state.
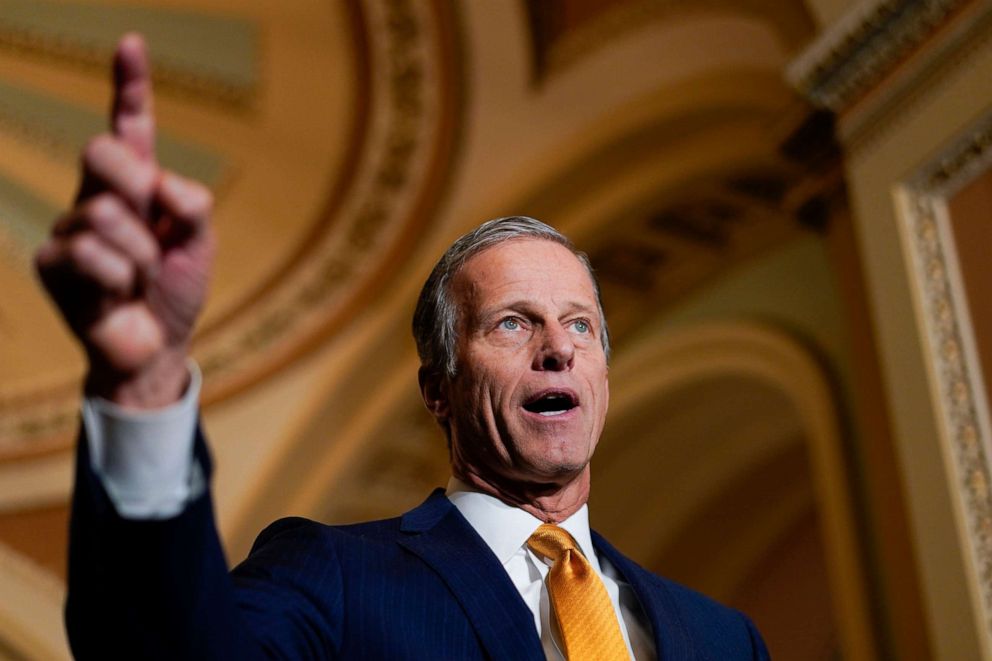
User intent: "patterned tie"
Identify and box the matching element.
[527,524,630,661]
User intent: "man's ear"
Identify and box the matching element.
[418,366,449,421]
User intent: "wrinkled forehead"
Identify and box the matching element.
[450,239,598,318]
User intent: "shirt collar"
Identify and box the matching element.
[445,477,600,571]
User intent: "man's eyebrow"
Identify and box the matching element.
[560,300,599,316]
[476,300,535,324]
[476,300,598,325]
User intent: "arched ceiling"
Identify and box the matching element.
[0,0,835,455]
[0,0,462,457]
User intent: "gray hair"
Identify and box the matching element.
[412,216,610,377]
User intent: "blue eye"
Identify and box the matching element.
[573,320,589,333]
[500,318,520,330]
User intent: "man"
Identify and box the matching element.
[38,35,769,660]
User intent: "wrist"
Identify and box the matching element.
[85,345,191,410]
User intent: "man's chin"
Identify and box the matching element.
[515,453,591,484]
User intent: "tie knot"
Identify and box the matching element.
[527,523,580,562]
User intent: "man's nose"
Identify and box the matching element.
[534,324,575,371]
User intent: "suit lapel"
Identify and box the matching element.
[593,531,696,661]
[398,490,544,661]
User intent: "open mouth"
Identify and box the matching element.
[523,390,578,417]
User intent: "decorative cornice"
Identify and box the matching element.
[194,0,457,396]
[0,0,462,458]
[901,111,992,643]
[916,113,992,193]
[787,0,968,111]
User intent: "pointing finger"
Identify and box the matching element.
[111,32,156,161]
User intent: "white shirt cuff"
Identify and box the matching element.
[81,361,204,520]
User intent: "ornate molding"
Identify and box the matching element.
[787,0,968,111]
[195,0,456,397]
[0,0,462,459]
[900,112,992,640]
[918,114,992,193]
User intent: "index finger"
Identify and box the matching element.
[111,33,156,161]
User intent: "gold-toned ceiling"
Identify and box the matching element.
[0,0,837,458]
[0,0,462,457]
[526,0,815,81]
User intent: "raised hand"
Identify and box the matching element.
[36,34,215,409]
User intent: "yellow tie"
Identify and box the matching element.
[527,524,630,661]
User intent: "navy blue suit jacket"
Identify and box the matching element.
[66,430,769,660]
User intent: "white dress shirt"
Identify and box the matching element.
[446,480,655,660]
[82,365,656,659]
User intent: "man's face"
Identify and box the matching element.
[439,238,609,489]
